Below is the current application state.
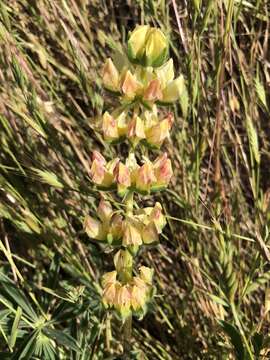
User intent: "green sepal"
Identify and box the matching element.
[127,245,139,256]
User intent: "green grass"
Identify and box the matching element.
[0,0,270,358]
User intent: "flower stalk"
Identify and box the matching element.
[84,24,185,354]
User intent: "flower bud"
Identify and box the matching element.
[114,284,132,320]
[121,70,141,100]
[139,266,154,285]
[123,220,142,247]
[153,153,173,190]
[143,79,163,102]
[135,162,156,194]
[102,112,119,142]
[146,113,174,148]
[114,249,133,273]
[142,222,159,244]
[127,116,145,147]
[160,75,185,104]
[128,26,168,67]
[97,198,113,223]
[114,162,131,197]
[102,58,120,92]
[84,215,104,240]
[145,28,168,67]
[127,25,149,63]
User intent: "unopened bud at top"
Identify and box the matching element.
[128,25,168,67]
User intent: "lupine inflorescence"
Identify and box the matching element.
[84,25,184,322]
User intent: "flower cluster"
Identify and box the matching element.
[90,151,172,196]
[102,107,174,148]
[84,199,166,248]
[85,25,183,322]
[103,58,185,107]
[102,265,154,319]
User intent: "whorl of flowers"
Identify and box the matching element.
[84,25,185,321]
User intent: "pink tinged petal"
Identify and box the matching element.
[97,198,113,223]
[127,116,145,139]
[153,153,173,186]
[92,151,106,166]
[121,70,141,99]
[149,202,166,233]
[123,221,142,246]
[102,112,119,142]
[136,163,156,193]
[114,162,131,187]
[143,79,163,101]
[84,216,104,240]
[90,159,105,184]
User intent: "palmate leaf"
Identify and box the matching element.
[9,306,22,350]
[44,328,81,353]
[1,281,38,322]
[12,330,38,360]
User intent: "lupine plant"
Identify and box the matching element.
[84,25,185,352]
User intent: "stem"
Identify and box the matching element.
[122,190,134,357]
[123,314,132,358]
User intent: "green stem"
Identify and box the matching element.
[123,314,132,358]
[122,190,134,357]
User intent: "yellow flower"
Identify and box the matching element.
[128,25,168,67]
[142,222,159,244]
[145,113,174,148]
[149,202,166,233]
[160,75,185,104]
[139,266,154,285]
[123,220,142,247]
[90,151,119,189]
[101,270,117,288]
[135,162,156,194]
[121,70,142,100]
[102,271,118,307]
[152,153,173,190]
[127,115,146,147]
[114,284,132,319]
[102,58,120,92]
[143,79,163,102]
[155,59,174,88]
[97,198,113,223]
[102,112,119,142]
[114,162,131,197]
[130,283,147,311]
[84,215,104,240]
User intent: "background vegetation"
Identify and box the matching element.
[0,0,270,358]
